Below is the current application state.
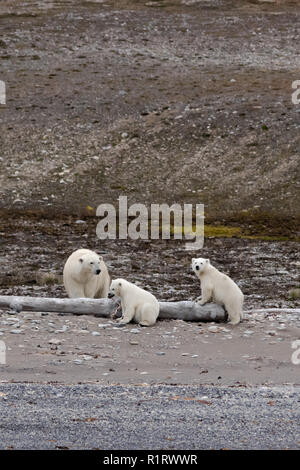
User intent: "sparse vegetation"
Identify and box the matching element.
[288,288,300,301]
[35,272,62,286]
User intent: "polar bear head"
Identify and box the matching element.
[79,253,103,275]
[191,257,210,274]
[107,278,124,298]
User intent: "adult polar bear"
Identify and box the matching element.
[192,258,244,325]
[108,279,160,326]
[63,249,110,298]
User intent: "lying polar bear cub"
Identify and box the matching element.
[63,249,110,299]
[192,258,244,325]
[108,278,160,326]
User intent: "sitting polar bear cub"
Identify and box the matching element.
[192,258,244,325]
[108,278,160,327]
[63,248,110,299]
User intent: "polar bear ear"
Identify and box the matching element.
[118,282,122,287]
[79,258,84,264]
[98,255,103,261]
[206,259,210,264]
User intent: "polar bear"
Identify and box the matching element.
[192,258,244,325]
[63,249,110,299]
[108,278,160,326]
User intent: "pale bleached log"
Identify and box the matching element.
[0,296,116,317]
[0,295,227,322]
[158,301,226,322]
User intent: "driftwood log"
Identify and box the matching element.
[0,296,226,322]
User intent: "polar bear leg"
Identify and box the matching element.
[198,287,212,305]
[226,306,242,325]
[228,314,240,325]
[101,274,110,298]
[65,281,85,298]
[95,275,110,299]
[85,281,98,298]
[118,306,136,325]
[138,304,158,327]
[226,296,243,325]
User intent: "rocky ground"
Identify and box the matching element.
[1,217,300,307]
[0,383,299,450]
[1,307,300,386]
[0,0,299,231]
[0,216,299,386]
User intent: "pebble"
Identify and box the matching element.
[55,325,68,333]
[91,331,100,336]
[48,339,61,345]
[130,328,140,334]
[156,351,165,356]
[10,329,23,334]
[82,355,93,361]
[208,326,219,333]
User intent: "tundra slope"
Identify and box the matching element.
[0,0,299,231]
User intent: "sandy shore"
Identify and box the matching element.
[1,307,299,386]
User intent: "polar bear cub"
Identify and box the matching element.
[63,249,110,299]
[192,258,244,325]
[108,278,160,326]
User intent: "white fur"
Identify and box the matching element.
[108,278,160,326]
[192,258,244,325]
[63,249,110,299]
